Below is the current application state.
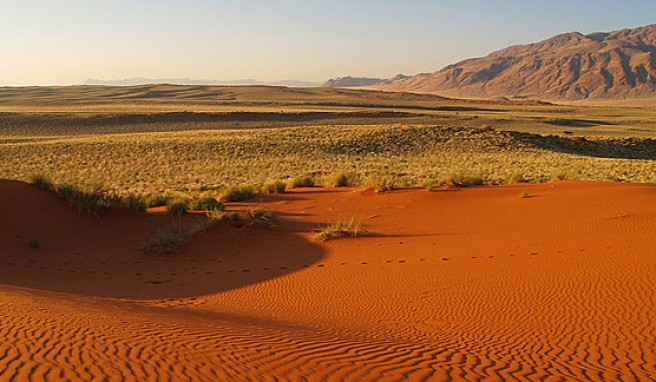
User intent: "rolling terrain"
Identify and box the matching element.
[1,85,656,381]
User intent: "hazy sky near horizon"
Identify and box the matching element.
[1,1,655,86]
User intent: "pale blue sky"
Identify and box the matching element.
[1,0,655,85]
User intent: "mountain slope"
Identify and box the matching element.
[376,24,656,101]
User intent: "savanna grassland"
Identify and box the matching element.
[1,84,656,196]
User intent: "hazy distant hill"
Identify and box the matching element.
[323,76,384,88]
[84,77,320,87]
[375,24,656,101]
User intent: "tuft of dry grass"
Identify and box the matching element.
[315,215,367,241]
[248,208,278,228]
[261,180,287,194]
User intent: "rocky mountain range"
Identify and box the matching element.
[329,24,656,101]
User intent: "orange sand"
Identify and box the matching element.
[1,180,655,381]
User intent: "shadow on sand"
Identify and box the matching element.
[0,180,326,300]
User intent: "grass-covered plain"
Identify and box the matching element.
[1,85,655,196]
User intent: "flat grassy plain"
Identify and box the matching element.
[1,85,655,195]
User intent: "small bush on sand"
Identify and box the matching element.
[506,172,527,184]
[248,208,277,228]
[190,197,224,211]
[286,176,316,190]
[261,180,287,194]
[520,191,530,199]
[219,185,256,202]
[29,173,55,191]
[28,239,41,249]
[167,198,189,215]
[315,215,366,241]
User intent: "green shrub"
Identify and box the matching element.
[315,215,366,241]
[261,180,287,194]
[28,239,41,249]
[520,191,530,198]
[219,185,255,202]
[190,197,224,211]
[286,176,316,190]
[28,173,54,191]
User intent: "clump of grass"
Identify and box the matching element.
[141,219,216,255]
[28,239,41,249]
[506,172,527,184]
[145,194,172,208]
[551,172,568,182]
[324,171,354,187]
[141,225,187,255]
[190,197,224,211]
[222,211,241,222]
[444,173,485,187]
[106,193,146,211]
[28,173,55,191]
[261,180,287,194]
[248,208,277,228]
[167,198,189,215]
[520,191,530,198]
[219,185,256,202]
[315,215,367,241]
[363,174,395,193]
[56,184,105,214]
[286,176,316,190]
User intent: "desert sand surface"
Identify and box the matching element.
[1,179,655,381]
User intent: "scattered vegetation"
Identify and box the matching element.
[4,93,656,196]
[520,191,530,199]
[315,215,367,241]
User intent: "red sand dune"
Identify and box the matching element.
[1,179,656,381]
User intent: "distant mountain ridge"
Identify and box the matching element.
[372,24,656,101]
[84,77,320,87]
